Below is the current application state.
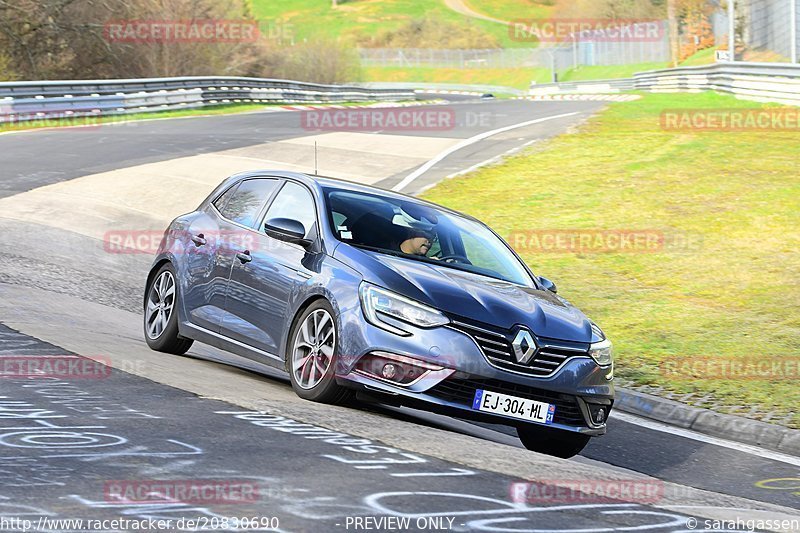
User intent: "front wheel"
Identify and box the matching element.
[517,424,591,458]
[144,264,193,355]
[287,300,351,404]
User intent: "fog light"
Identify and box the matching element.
[587,403,610,426]
[354,352,446,386]
[381,363,398,380]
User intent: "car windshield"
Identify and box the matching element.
[324,188,535,287]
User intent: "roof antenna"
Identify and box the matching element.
[314,141,318,176]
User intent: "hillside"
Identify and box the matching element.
[249,0,557,49]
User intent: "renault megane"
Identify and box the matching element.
[144,170,614,457]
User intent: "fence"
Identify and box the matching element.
[737,0,799,62]
[709,0,799,63]
[0,76,416,122]
[359,21,671,71]
[549,20,670,72]
[359,48,544,69]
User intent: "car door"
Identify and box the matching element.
[183,177,280,334]
[222,180,319,357]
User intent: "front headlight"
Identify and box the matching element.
[359,284,449,336]
[589,338,613,367]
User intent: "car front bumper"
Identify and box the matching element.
[335,313,614,435]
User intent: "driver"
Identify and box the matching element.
[392,208,437,257]
[399,228,433,256]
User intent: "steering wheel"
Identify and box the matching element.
[438,254,472,265]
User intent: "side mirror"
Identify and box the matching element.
[264,217,312,248]
[539,276,557,294]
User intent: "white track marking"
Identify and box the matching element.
[391,112,580,192]
[611,411,800,467]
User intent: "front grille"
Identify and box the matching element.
[428,377,586,426]
[448,320,587,377]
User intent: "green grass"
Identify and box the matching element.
[364,66,552,89]
[558,62,668,81]
[250,0,533,48]
[364,63,669,90]
[680,47,717,66]
[465,0,554,21]
[421,92,800,426]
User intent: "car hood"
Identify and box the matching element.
[334,245,594,343]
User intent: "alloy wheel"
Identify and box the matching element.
[292,309,336,389]
[146,270,176,340]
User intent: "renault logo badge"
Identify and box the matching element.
[511,329,538,364]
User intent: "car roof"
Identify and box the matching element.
[229,169,479,222]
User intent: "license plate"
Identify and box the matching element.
[472,389,555,424]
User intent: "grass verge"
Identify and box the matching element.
[364,66,552,89]
[364,63,670,91]
[558,62,668,81]
[421,92,800,427]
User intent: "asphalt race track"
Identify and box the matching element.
[0,97,798,532]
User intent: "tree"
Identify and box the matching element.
[271,37,362,84]
[0,0,267,79]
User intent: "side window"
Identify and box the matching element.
[263,182,317,238]
[218,179,279,228]
[212,183,239,213]
[332,211,347,228]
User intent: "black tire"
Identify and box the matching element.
[287,299,352,404]
[143,264,193,355]
[517,424,591,458]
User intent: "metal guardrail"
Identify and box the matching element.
[528,62,800,106]
[0,76,417,122]
[633,62,800,106]
[359,81,525,96]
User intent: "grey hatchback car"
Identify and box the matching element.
[144,170,614,458]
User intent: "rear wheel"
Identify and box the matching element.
[144,265,193,355]
[517,424,591,458]
[287,300,351,404]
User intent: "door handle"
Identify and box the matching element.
[236,250,252,264]
[191,233,207,246]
